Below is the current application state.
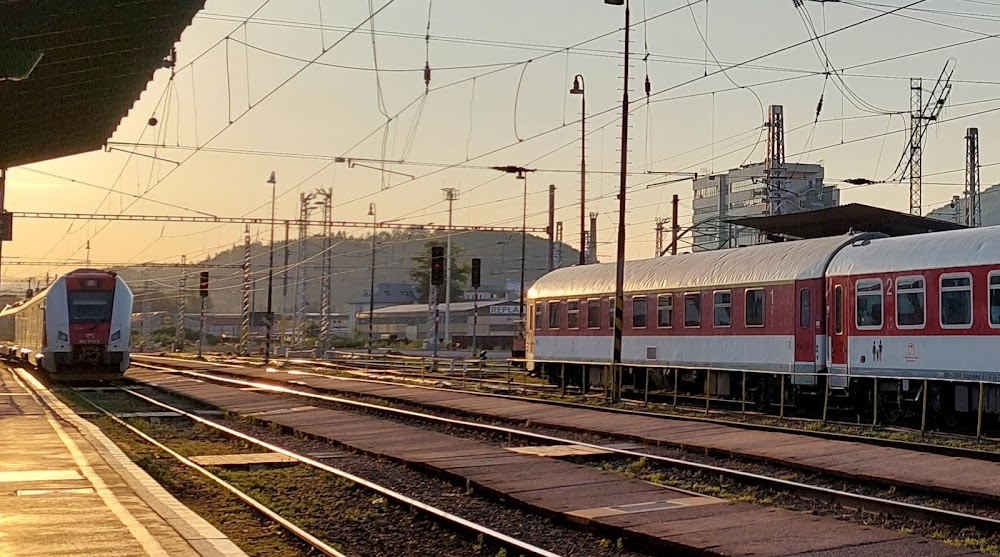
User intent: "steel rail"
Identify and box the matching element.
[244,359,1000,462]
[131,361,1000,530]
[70,390,348,557]
[133,354,1000,463]
[114,384,564,557]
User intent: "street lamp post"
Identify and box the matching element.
[607,0,630,402]
[570,74,586,265]
[490,166,535,335]
[367,203,377,355]
[264,171,277,366]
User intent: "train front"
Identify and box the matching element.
[45,270,133,379]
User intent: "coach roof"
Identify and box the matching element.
[827,225,1000,276]
[528,233,878,300]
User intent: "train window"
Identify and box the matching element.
[632,296,648,328]
[657,294,673,328]
[533,303,541,331]
[608,298,615,330]
[798,289,810,329]
[834,285,843,335]
[548,302,561,329]
[941,274,973,328]
[587,299,601,329]
[684,293,701,328]
[567,301,580,329]
[67,291,114,323]
[855,279,883,330]
[990,273,1000,327]
[746,289,765,327]
[713,291,732,327]
[896,276,925,328]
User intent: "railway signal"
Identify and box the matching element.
[431,246,445,286]
[471,258,481,289]
[199,271,209,298]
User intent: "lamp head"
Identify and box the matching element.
[570,76,583,95]
[267,171,276,184]
[368,203,375,216]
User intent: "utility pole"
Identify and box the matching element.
[609,0,632,403]
[570,74,587,265]
[490,166,535,339]
[367,203,377,354]
[588,212,598,264]
[176,255,186,350]
[966,127,981,227]
[547,184,556,272]
[281,220,290,353]
[241,225,251,355]
[671,194,679,256]
[442,188,459,344]
[264,171,277,365]
[555,222,564,267]
[141,269,150,353]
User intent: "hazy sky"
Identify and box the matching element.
[6,0,1000,287]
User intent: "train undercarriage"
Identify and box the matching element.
[537,362,1000,433]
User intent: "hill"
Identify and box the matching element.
[115,230,581,316]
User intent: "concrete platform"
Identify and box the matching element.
[130,368,981,557]
[0,367,246,557]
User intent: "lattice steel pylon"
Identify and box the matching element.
[292,192,313,347]
[240,225,251,355]
[764,105,785,216]
[141,269,150,352]
[905,62,954,216]
[176,255,186,350]
[654,217,669,257]
[317,188,333,357]
[966,127,981,227]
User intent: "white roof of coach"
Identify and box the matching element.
[529,233,876,300]
[827,225,1000,276]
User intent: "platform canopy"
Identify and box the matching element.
[0,0,206,168]
[723,203,966,240]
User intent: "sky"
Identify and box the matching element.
[7,0,1000,288]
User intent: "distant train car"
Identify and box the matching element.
[0,269,133,380]
[525,227,1000,421]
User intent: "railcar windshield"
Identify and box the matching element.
[68,291,114,323]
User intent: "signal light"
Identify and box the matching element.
[199,271,209,298]
[430,246,445,286]
[471,258,481,289]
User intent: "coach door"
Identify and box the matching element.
[794,284,816,374]
[827,279,849,387]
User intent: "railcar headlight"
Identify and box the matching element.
[57,331,68,342]
[110,330,121,342]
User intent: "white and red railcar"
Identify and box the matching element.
[0,269,133,380]
[526,227,1000,416]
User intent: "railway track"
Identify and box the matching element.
[129,358,1000,534]
[136,353,1000,464]
[69,378,563,557]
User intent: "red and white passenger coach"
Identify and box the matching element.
[526,227,1000,418]
[0,269,133,380]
